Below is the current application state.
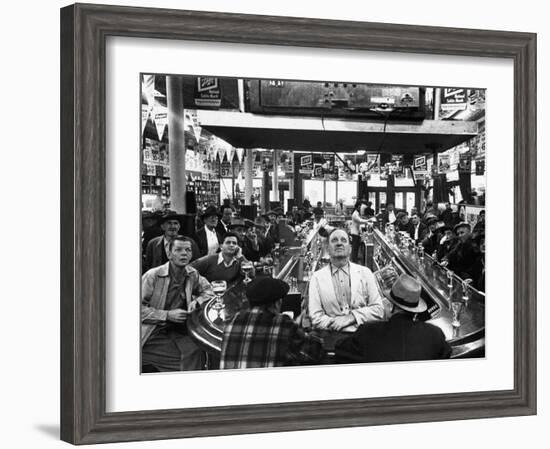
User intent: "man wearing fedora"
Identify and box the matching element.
[308,229,385,333]
[220,277,324,369]
[194,206,223,257]
[264,208,282,244]
[143,210,200,273]
[142,235,215,372]
[335,273,451,363]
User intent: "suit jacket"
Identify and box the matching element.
[411,222,428,242]
[143,235,200,273]
[194,227,222,257]
[308,263,385,332]
[216,220,230,237]
[335,313,452,363]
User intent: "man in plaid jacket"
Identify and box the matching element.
[220,277,324,369]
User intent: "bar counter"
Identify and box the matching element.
[368,228,485,358]
[188,225,485,361]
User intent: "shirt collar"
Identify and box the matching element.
[330,262,350,276]
[217,252,237,267]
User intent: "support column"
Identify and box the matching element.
[272,150,279,203]
[289,150,295,200]
[434,88,441,120]
[293,153,302,206]
[244,149,254,205]
[166,76,186,213]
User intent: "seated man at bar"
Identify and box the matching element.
[190,232,245,285]
[410,212,428,243]
[141,236,215,372]
[220,277,324,369]
[144,210,200,273]
[335,273,451,363]
[420,216,440,255]
[308,229,385,332]
[443,222,481,280]
[396,211,414,235]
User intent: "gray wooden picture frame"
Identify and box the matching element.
[60,3,537,445]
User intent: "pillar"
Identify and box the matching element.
[244,149,253,205]
[272,149,279,203]
[166,76,186,213]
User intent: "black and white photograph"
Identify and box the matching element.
[140,75,486,373]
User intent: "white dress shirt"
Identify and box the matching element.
[205,226,219,255]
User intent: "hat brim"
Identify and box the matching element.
[382,288,427,313]
[159,214,184,224]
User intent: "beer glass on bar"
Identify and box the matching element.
[241,260,254,284]
[211,280,227,319]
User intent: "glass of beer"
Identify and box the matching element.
[241,261,254,284]
[211,280,227,318]
[451,300,465,328]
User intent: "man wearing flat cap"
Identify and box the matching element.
[194,206,223,257]
[220,277,324,369]
[143,210,200,273]
[335,273,451,363]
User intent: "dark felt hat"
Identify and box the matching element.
[425,216,438,226]
[265,208,283,216]
[246,277,290,306]
[201,205,221,219]
[453,221,471,233]
[158,210,184,224]
[243,218,257,229]
[228,218,246,229]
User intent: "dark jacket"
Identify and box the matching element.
[335,314,452,363]
[410,222,428,243]
[216,220,231,238]
[421,232,440,256]
[194,226,222,257]
[446,237,481,280]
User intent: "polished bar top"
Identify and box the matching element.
[189,226,485,360]
[370,229,485,357]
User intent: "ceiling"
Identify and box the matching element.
[197,110,478,154]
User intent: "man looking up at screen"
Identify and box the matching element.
[308,229,385,332]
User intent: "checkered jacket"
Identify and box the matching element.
[220,307,324,369]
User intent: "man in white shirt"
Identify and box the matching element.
[308,229,385,332]
[195,206,222,257]
[381,203,397,228]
